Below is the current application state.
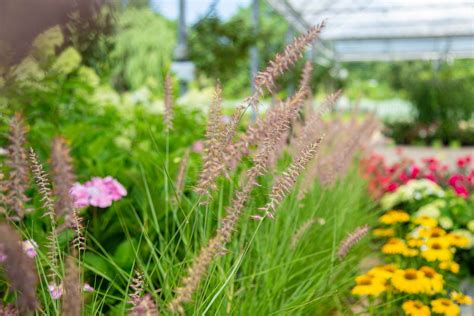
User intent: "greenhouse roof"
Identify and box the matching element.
[267,0,474,62]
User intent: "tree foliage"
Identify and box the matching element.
[110,8,175,91]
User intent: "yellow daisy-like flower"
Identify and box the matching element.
[447,233,470,248]
[420,266,444,294]
[413,215,438,228]
[451,291,473,305]
[379,210,410,225]
[421,238,453,262]
[351,275,386,297]
[407,237,424,248]
[431,298,460,316]
[373,228,395,237]
[419,227,446,239]
[439,261,460,274]
[391,269,428,294]
[367,264,397,280]
[403,248,419,257]
[402,300,431,316]
[382,238,408,255]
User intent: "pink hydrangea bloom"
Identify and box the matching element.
[48,283,63,300]
[70,176,127,208]
[22,240,38,258]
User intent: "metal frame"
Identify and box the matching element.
[267,0,474,62]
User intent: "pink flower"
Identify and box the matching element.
[87,178,113,208]
[192,140,204,153]
[102,176,127,201]
[425,173,437,182]
[454,185,469,198]
[410,165,420,178]
[48,283,63,300]
[22,240,38,258]
[70,184,90,208]
[70,177,127,208]
[448,174,464,187]
[83,283,94,292]
[386,182,399,192]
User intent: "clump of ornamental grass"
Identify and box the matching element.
[0,222,39,313]
[164,73,174,131]
[4,112,30,220]
[337,224,370,259]
[168,86,313,313]
[168,24,328,311]
[51,136,76,218]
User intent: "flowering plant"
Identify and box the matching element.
[70,176,127,208]
[361,153,474,199]
[352,207,473,315]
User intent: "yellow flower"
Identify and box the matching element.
[367,264,397,280]
[373,228,395,237]
[421,238,453,262]
[413,215,438,227]
[351,275,386,297]
[420,266,444,294]
[451,291,473,305]
[439,261,460,274]
[447,233,470,248]
[431,298,460,316]
[391,269,428,294]
[379,210,410,225]
[407,238,424,248]
[402,300,431,316]
[419,227,446,239]
[403,248,419,257]
[382,238,408,255]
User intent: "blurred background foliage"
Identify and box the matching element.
[1,0,473,145]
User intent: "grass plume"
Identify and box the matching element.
[254,22,324,94]
[337,224,370,259]
[259,139,322,218]
[5,112,30,220]
[0,222,39,313]
[164,73,174,131]
[51,136,76,217]
[194,83,225,199]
